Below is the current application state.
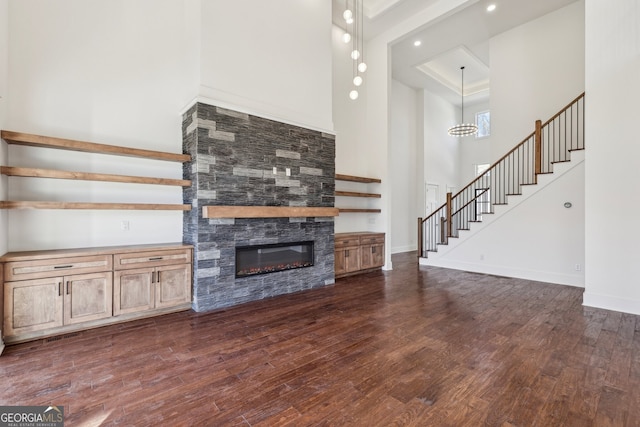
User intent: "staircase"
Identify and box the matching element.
[418,93,585,261]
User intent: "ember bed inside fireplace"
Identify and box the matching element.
[236,241,314,278]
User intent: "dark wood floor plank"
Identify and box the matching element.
[2,252,639,425]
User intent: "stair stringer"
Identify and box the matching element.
[419,150,585,287]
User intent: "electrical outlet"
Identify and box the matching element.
[575,263,581,271]
[121,220,130,231]
[286,168,291,176]
[480,254,485,261]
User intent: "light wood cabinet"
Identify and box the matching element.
[113,248,192,315]
[335,235,361,276]
[114,264,191,315]
[4,277,63,336]
[114,268,154,315]
[155,264,191,309]
[360,234,385,270]
[335,232,385,278]
[4,271,113,336]
[64,272,113,325]
[0,244,192,346]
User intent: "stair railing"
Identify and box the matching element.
[418,92,585,257]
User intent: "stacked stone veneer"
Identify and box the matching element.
[182,103,336,312]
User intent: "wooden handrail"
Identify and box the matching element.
[421,131,535,227]
[419,93,585,257]
[541,92,585,128]
[452,131,535,201]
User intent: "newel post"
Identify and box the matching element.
[446,192,453,238]
[534,119,542,179]
[417,218,423,257]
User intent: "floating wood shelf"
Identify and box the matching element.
[1,130,190,163]
[0,201,191,211]
[335,174,382,214]
[335,174,381,184]
[203,206,339,218]
[1,167,191,187]
[338,208,382,213]
[335,190,381,198]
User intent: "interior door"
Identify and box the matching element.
[425,183,439,216]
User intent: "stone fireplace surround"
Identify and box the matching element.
[182,103,336,312]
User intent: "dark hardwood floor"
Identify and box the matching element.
[2,252,639,426]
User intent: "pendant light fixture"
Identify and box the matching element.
[345,0,366,101]
[448,66,478,137]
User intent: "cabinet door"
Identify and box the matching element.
[64,272,113,325]
[361,244,384,269]
[334,248,347,276]
[336,247,361,275]
[113,268,154,316]
[4,277,63,336]
[343,247,361,273]
[155,264,191,309]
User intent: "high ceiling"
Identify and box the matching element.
[332,0,579,106]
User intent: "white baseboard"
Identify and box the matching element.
[391,245,416,254]
[583,292,640,316]
[419,258,585,288]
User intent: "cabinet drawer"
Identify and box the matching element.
[360,234,385,245]
[335,237,360,248]
[114,249,192,270]
[4,255,112,281]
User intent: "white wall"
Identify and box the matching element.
[458,101,492,185]
[423,90,460,205]
[583,0,640,314]
[424,156,585,287]
[333,0,475,269]
[490,1,585,160]
[332,25,377,234]
[0,0,7,255]
[5,0,333,252]
[421,1,587,288]
[199,0,333,132]
[390,80,419,253]
[5,0,199,251]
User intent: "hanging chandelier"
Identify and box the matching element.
[448,66,478,137]
[343,0,367,100]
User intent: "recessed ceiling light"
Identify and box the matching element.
[414,40,422,47]
[486,4,496,12]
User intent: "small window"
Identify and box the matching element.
[476,111,490,138]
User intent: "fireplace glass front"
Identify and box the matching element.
[235,241,314,278]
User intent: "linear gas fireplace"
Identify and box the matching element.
[236,241,314,278]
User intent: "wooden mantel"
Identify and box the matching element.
[202,206,339,219]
